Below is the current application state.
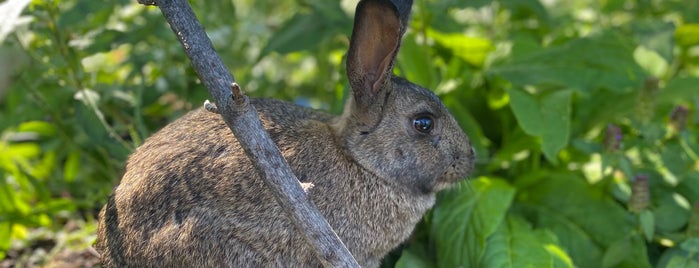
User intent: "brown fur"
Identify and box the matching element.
[96,0,474,267]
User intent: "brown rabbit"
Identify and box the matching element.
[95,0,474,267]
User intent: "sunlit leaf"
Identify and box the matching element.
[675,24,699,48]
[482,216,556,268]
[633,46,668,78]
[63,150,80,182]
[0,221,10,259]
[632,20,675,62]
[0,0,32,43]
[427,29,495,67]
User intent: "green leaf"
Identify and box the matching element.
[427,29,495,67]
[667,256,699,268]
[639,210,654,242]
[601,235,651,268]
[502,0,550,25]
[659,77,699,104]
[633,46,668,78]
[16,121,57,138]
[658,240,699,268]
[63,150,80,182]
[632,20,675,62]
[675,24,699,48]
[654,194,691,232]
[260,3,349,56]
[482,216,556,268]
[535,230,575,268]
[397,33,440,89]
[395,246,436,268]
[487,33,644,93]
[261,13,329,55]
[0,221,10,259]
[515,172,639,267]
[432,177,516,268]
[508,89,572,163]
[681,237,699,253]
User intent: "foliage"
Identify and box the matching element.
[1,0,698,266]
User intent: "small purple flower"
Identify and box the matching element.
[629,174,650,213]
[670,105,689,131]
[604,124,622,152]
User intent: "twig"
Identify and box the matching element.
[137,0,359,266]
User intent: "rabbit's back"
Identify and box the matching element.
[96,98,434,267]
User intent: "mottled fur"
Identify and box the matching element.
[96,0,474,267]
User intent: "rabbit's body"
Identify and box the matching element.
[97,0,474,266]
[97,97,436,267]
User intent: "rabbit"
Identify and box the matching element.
[95,0,474,267]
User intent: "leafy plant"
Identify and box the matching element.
[0,0,697,267]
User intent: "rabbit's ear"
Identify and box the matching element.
[346,0,404,110]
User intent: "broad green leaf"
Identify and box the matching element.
[427,29,495,67]
[487,128,538,171]
[261,13,329,55]
[63,150,80,182]
[639,210,654,242]
[658,242,699,268]
[482,216,555,268]
[681,238,699,253]
[667,256,699,268]
[632,20,675,62]
[17,121,56,138]
[395,246,435,268]
[432,177,516,268]
[397,33,439,89]
[0,221,10,259]
[487,33,645,93]
[535,230,575,268]
[633,46,668,78]
[675,24,699,48]
[502,0,550,25]
[508,89,572,163]
[602,235,651,268]
[260,4,349,56]
[515,172,638,267]
[654,193,691,232]
[659,77,699,105]
[307,0,348,23]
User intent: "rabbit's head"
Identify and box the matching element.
[337,0,474,194]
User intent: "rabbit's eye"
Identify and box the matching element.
[413,115,434,134]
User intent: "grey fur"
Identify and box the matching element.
[96,0,474,267]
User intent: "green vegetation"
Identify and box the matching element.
[1,0,698,267]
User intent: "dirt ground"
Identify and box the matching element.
[1,247,100,268]
[1,220,101,268]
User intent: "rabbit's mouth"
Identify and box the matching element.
[434,147,475,191]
